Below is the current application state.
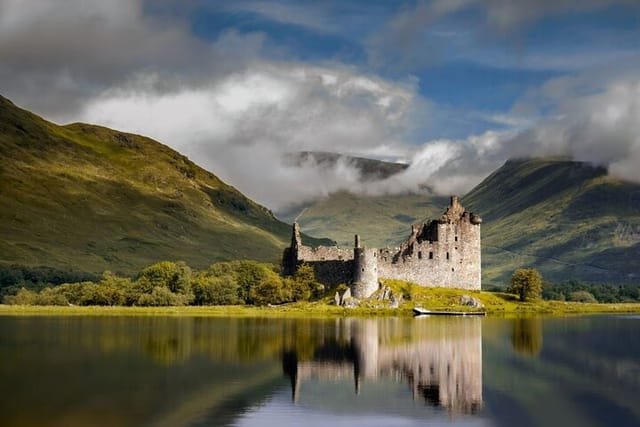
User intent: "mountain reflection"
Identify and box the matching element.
[282,317,483,415]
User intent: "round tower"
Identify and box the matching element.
[352,234,378,299]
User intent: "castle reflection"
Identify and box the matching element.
[282,317,482,415]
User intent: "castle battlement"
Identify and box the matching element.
[283,196,481,298]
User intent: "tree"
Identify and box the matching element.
[250,273,292,306]
[508,268,543,301]
[136,261,193,304]
[290,263,324,301]
[191,273,241,305]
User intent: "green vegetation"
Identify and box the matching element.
[0,95,329,276]
[542,280,640,303]
[294,191,448,247]
[508,268,543,301]
[2,260,324,308]
[2,258,638,316]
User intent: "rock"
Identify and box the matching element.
[460,295,484,308]
[343,298,360,308]
[340,288,351,306]
[389,292,399,308]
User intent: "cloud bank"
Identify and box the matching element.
[1,0,639,214]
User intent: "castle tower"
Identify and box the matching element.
[352,234,378,298]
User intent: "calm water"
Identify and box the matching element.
[0,315,638,427]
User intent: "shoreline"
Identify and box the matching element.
[1,300,639,318]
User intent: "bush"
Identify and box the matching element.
[290,263,324,301]
[35,287,69,306]
[137,286,189,306]
[136,261,193,304]
[3,287,38,305]
[191,274,241,305]
[567,290,598,303]
[250,273,292,306]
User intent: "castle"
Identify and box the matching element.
[283,196,482,298]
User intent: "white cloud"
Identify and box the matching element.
[79,62,422,210]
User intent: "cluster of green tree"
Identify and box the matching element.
[0,264,99,299]
[497,268,640,304]
[542,280,640,303]
[2,260,324,307]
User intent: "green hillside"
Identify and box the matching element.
[295,157,640,286]
[0,95,327,275]
[463,158,640,285]
[296,191,447,248]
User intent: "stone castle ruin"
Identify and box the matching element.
[283,196,481,298]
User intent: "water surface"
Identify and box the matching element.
[0,315,638,426]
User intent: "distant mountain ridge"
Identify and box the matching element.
[0,95,329,275]
[286,151,408,181]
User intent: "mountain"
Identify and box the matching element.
[286,151,409,181]
[463,158,640,285]
[293,156,640,286]
[276,151,411,224]
[0,95,328,275]
[294,191,446,248]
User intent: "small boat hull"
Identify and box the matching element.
[413,307,486,316]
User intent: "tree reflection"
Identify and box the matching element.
[511,317,543,356]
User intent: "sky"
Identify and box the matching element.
[1,0,639,212]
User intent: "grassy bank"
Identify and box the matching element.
[1,288,639,318]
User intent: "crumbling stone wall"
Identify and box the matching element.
[282,224,354,286]
[283,196,481,297]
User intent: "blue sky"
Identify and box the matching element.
[1,0,639,209]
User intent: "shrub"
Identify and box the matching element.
[250,273,292,306]
[567,290,598,303]
[136,261,193,304]
[2,287,38,305]
[191,274,241,305]
[137,286,188,306]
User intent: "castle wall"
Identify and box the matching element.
[296,246,354,286]
[308,260,354,287]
